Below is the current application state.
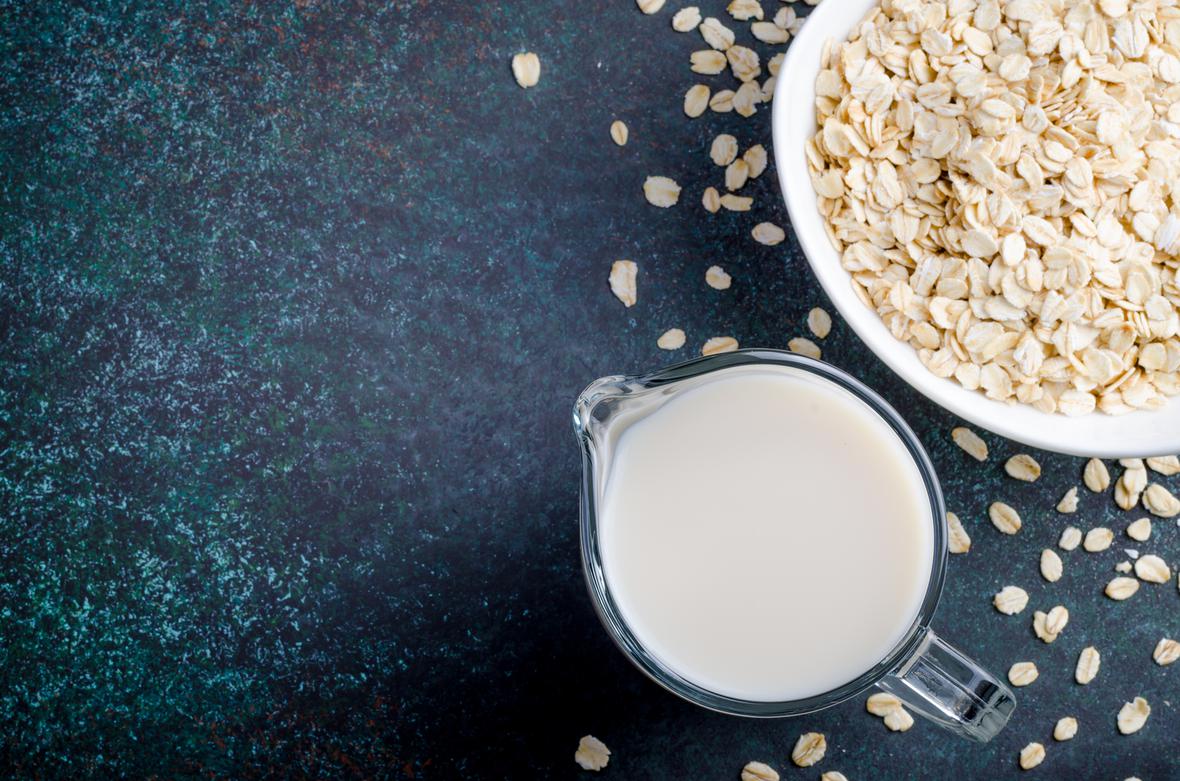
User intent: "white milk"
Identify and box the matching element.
[600,365,934,702]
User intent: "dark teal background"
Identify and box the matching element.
[1,0,1177,778]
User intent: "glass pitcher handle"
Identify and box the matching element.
[876,627,1015,742]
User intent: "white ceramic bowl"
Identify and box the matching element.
[771,0,1180,458]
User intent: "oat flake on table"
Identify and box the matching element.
[788,337,821,360]
[1076,646,1100,685]
[706,265,732,290]
[951,426,988,461]
[993,585,1028,615]
[574,735,610,771]
[1117,697,1151,735]
[702,336,739,356]
[808,307,833,339]
[510,52,540,88]
[1019,742,1045,770]
[657,328,686,351]
[946,510,970,553]
[643,176,680,208]
[1053,716,1078,741]
[740,761,779,781]
[1154,638,1180,666]
[790,732,826,767]
[609,120,628,147]
[609,260,638,307]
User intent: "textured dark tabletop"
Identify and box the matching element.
[2,1,1178,778]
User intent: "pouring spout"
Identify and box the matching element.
[573,375,627,435]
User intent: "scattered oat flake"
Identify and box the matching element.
[1153,638,1180,666]
[740,761,779,781]
[1084,527,1114,552]
[719,193,752,212]
[1046,605,1069,634]
[821,774,849,781]
[1008,661,1038,687]
[744,145,768,178]
[705,265,731,291]
[710,134,738,167]
[1056,487,1079,513]
[883,707,913,732]
[1032,606,1068,642]
[865,692,903,717]
[1084,459,1111,493]
[702,186,721,213]
[671,6,701,32]
[1134,554,1171,583]
[1005,454,1042,482]
[1053,717,1078,741]
[726,45,761,83]
[1117,697,1150,735]
[994,585,1029,615]
[1058,526,1082,551]
[727,0,763,21]
[989,502,1021,535]
[865,692,914,731]
[1143,484,1180,518]
[610,120,628,146]
[1116,467,1146,511]
[690,49,727,75]
[709,89,735,113]
[791,732,826,768]
[947,511,970,554]
[643,176,681,208]
[733,80,760,116]
[808,308,832,339]
[1019,743,1045,770]
[684,84,710,118]
[1126,518,1152,541]
[952,427,988,461]
[1040,549,1062,583]
[1106,576,1140,601]
[657,328,686,351]
[511,52,541,88]
[788,337,821,360]
[1116,561,1133,574]
[1146,456,1180,476]
[752,222,786,246]
[702,337,738,356]
[635,0,664,13]
[725,159,749,192]
[609,260,637,307]
[752,21,791,44]
[575,735,610,771]
[1076,647,1100,685]
[699,17,734,50]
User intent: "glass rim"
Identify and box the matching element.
[574,348,949,718]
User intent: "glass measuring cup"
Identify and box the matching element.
[573,349,1015,741]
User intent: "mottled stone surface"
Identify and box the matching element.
[1,1,1177,778]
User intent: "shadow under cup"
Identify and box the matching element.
[574,349,1015,742]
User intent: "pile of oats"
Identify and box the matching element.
[808,0,1180,415]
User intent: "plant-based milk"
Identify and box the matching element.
[600,365,934,702]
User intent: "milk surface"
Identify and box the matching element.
[600,365,934,702]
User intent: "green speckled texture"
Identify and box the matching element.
[1,0,1177,778]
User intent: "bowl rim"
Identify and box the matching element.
[770,0,1180,458]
